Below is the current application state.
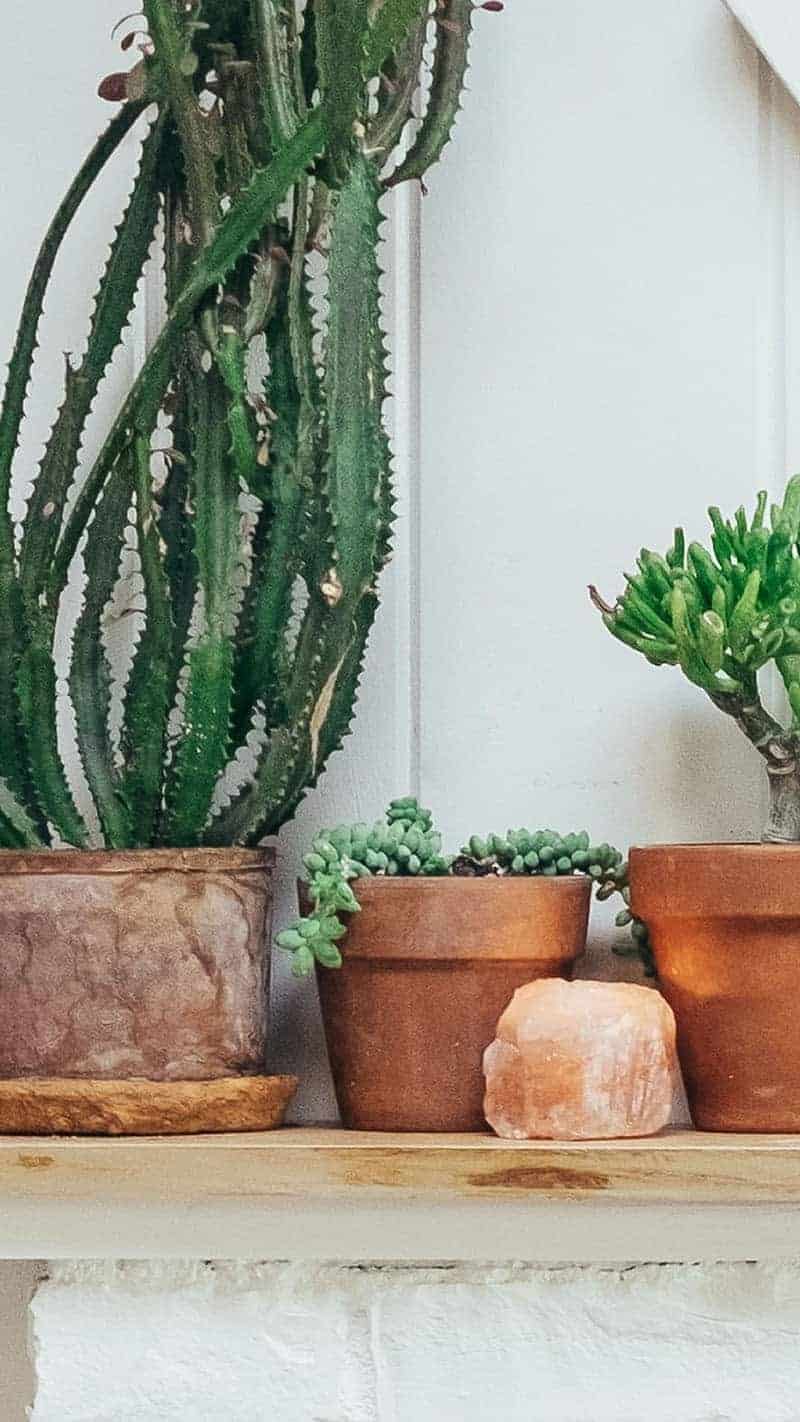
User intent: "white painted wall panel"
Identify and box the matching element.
[419,0,770,879]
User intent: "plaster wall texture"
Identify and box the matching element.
[30,1259,800,1422]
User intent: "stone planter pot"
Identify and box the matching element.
[313,876,590,1132]
[0,847,296,1135]
[630,843,800,1132]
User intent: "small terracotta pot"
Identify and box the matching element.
[631,843,800,1132]
[0,848,294,1133]
[312,876,590,1132]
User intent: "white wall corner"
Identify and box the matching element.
[725,0,800,108]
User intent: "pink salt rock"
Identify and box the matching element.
[483,979,678,1140]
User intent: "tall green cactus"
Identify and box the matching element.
[0,0,496,850]
[592,476,800,843]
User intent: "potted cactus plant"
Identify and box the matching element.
[0,0,493,1134]
[280,798,629,1130]
[592,475,800,1131]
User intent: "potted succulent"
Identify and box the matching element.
[0,0,491,1134]
[280,797,631,1130]
[592,475,800,1131]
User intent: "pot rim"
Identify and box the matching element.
[631,842,800,852]
[301,873,590,961]
[630,842,800,918]
[299,873,593,892]
[0,846,275,876]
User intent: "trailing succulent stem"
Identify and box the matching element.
[592,476,800,844]
[0,0,500,850]
[278,797,650,976]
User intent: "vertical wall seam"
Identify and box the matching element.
[756,54,787,493]
[390,181,423,800]
[408,185,423,802]
[776,79,800,470]
[756,52,788,746]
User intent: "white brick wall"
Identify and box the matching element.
[29,1260,800,1421]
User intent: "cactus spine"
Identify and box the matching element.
[0,0,495,849]
[593,476,800,843]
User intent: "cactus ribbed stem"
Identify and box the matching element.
[0,0,487,848]
[144,0,219,243]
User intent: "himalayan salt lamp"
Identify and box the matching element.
[483,979,677,1140]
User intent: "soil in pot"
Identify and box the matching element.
[631,843,800,1132]
[0,847,296,1134]
[312,875,590,1132]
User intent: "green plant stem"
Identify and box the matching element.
[386,0,472,188]
[765,763,800,843]
[144,0,219,243]
[251,0,300,145]
[0,104,142,810]
[708,686,800,842]
[707,686,791,765]
[0,0,481,848]
[48,106,327,613]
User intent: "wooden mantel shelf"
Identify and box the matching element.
[4,1127,800,1205]
[5,1128,800,1263]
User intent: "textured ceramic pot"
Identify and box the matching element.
[0,847,274,1082]
[631,843,800,1132]
[313,876,590,1132]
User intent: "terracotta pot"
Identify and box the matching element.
[313,876,590,1132]
[630,843,800,1132]
[0,847,295,1133]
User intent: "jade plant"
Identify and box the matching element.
[0,0,494,851]
[591,476,800,845]
[278,796,646,975]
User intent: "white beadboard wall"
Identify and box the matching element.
[2,0,800,1417]
[420,0,768,849]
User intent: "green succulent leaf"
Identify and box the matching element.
[365,0,430,78]
[323,152,389,600]
[387,0,473,188]
[17,635,89,849]
[120,436,175,845]
[69,459,135,848]
[22,117,163,615]
[314,0,370,186]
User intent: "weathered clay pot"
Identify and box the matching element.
[631,843,800,1132]
[313,876,590,1132]
[0,847,294,1134]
